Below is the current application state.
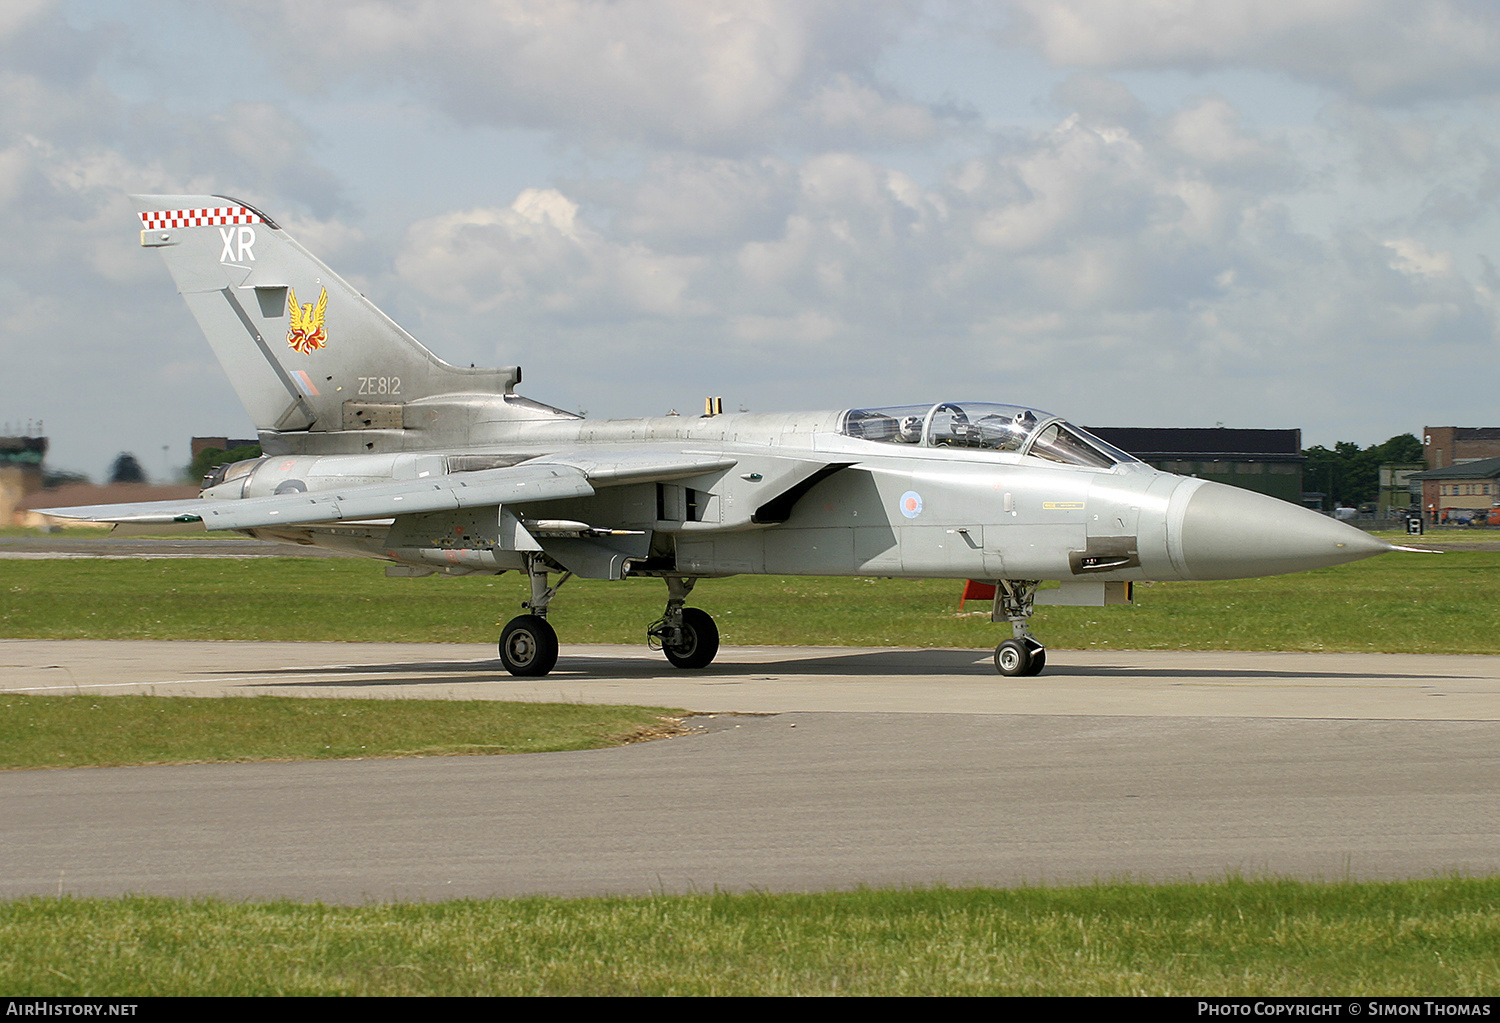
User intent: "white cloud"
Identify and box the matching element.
[606,154,796,252]
[0,0,54,40]
[797,72,942,145]
[1384,238,1456,278]
[1005,0,1500,104]
[8,0,1500,471]
[396,189,705,320]
[1164,96,1295,185]
[968,115,1166,256]
[0,2,360,477]
[1318,101,1447,180]
[231,0,925,150]
[373,94,1497,433]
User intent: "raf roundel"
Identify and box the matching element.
[899,490,923,519]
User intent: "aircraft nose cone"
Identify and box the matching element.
[1172,480,1393,580]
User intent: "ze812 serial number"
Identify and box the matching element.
[357,376,402,396]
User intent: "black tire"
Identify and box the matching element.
[1021,648,1046,676]
[993,639,1032,676]
[662,607,720,669]
[499,615,559,677]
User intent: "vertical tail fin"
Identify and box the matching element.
[133,195,520,435]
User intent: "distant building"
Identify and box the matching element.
[1378,463,1425,518]
[3,433,256,526]
[190,436,259,459]
[0,435,47,527]
[21,481,200,530]
[1423,427,1500,470]
[1085,427,1305,503]
[1409,456,1500,523]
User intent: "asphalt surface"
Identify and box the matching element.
[2,640,1498,902]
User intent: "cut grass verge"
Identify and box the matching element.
[0,694,688,770]
[2,549,1498,653]
[3,878,1497,996]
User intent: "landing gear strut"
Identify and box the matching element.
[498,555,571,677]
[647,576,720,669]
[992,579,1046,676]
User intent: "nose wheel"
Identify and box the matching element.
[991,579,1047,676]
[994,637,1046,677]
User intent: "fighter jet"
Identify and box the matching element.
[50,194,1399,677]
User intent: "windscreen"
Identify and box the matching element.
[840,403,1136,467]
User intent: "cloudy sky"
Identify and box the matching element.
[4,0,1499,480]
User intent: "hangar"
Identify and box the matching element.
[1086,427,1304,503]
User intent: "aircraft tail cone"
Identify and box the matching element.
[1173,480,1395,581]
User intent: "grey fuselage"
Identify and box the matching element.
[213,403,1382,588]
[121,193,1389,593]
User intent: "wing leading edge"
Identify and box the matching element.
[43,463,592,530]
[43,453,739,532]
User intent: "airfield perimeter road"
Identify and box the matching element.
[2,638,1498,902]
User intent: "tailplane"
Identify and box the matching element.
[133,194,521,438]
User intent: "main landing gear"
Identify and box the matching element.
[497,559,721,677]
[497,556,571,676]
[647,576,720,669]
[992,579,1046,677]
[498,614,558,677]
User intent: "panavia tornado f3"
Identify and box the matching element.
[50,194,1399,677]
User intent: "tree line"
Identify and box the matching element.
[1301,434,1423,509]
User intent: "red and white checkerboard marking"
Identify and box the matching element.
[138,207,263,230]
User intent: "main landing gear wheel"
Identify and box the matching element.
[994,638,1046,677]
[662,607,720,669]
[499,615,559,677]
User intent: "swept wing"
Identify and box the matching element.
[44,452,737,532]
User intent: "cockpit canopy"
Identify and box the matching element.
[839,403,1137,469]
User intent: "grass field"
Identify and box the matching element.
[4,543,1496,997]
[0,694,685,769]
[2,546,1497,653]
[4,879,1497,996]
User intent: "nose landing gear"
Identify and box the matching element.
[992,579,1046,676]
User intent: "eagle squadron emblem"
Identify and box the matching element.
[286,287,328,354]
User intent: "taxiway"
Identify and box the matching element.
[2,640,1497,902]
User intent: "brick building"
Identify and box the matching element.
[1409,456,1500,523]
[1423,427,1500,470]
[191,436,258,459]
